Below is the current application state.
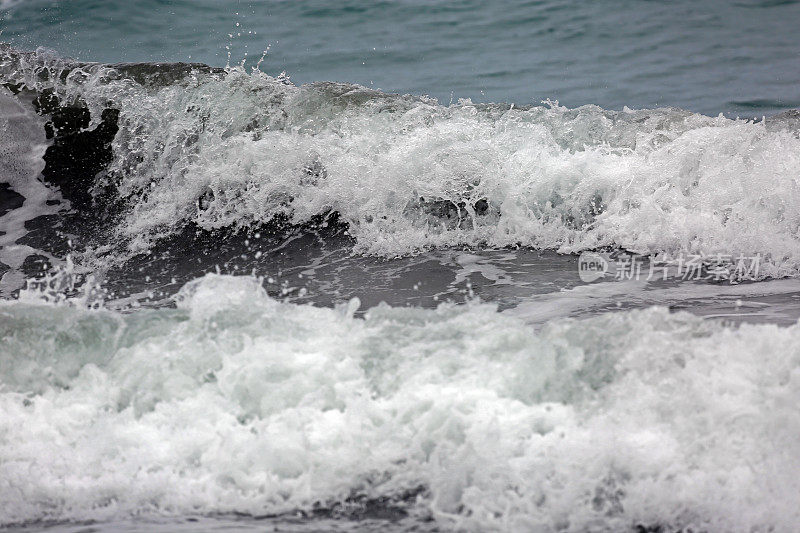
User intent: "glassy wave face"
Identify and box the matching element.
[3,42,800,533]
[2,274,800,532]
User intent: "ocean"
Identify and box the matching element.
[2,1,800,531]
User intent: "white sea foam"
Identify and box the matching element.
[1,273,799,531]
[3,47,800,278]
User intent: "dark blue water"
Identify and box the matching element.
[2,0,800,116]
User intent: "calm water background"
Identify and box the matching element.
[2,0,800,116]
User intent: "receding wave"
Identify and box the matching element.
[3,44,800,278]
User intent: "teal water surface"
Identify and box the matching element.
[2,0,800,116]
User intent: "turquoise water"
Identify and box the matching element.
[2,0,800,115]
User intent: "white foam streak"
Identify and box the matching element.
[506,277,800,325]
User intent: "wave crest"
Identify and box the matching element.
[3,45,800,277]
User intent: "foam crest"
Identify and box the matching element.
[4,46,800,278]
[1,274,800,530]
[119,84,800,280]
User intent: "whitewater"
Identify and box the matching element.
[3,45,800,276]
[2,8,800,530]
[0,272,798,532]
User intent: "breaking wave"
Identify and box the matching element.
[2,45,800,277]
[2,273,800,531]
